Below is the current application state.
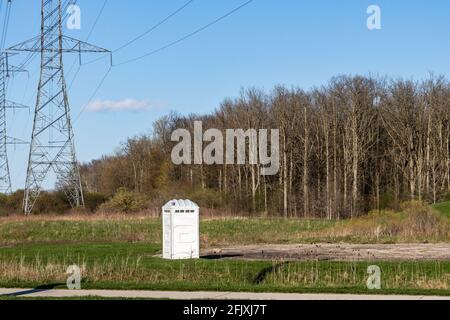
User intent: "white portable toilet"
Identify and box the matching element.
[162,199,200,260]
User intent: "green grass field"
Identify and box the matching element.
[1,242,449,296]
[0,202,449,296]
[0,217,340,247]
[0,204,448,247]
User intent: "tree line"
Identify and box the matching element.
[78,75,450,218]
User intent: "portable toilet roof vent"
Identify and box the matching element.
[162,199,200,260]
[163,199,199,211]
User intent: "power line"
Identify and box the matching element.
[73,0,256,124]
[71,0,198,122]
[67,0,109,91]
[73,66,112,123]
[69,0,256,124]
[5,0,259,163]
[86,0,108,41]
[115,0,194,53]
[15,0,78,71]
[113,0,255,67]
[0,0,12,49]
[82,0,195,66]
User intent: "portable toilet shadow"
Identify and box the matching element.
[162,199,200,260]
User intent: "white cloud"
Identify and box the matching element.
[86,98,157,112]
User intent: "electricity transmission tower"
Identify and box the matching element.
[9,0,110,214]
[0,51,27,194]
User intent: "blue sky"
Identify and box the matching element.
[3,0,450,190]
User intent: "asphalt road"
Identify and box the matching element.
[1,288,450,300]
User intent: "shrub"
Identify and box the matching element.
[0,190,25,215]
[188,188,223,209]
[32,191,71,214]
[340,209,404,240]
[0,193,8,216]
[327,201,449,242]
[6,190,25,213]
[378,191,398,210]
[401,201,449,239]
[99,188,147,213]
[84,192,108,212]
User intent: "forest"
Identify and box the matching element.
[2,74,450,217]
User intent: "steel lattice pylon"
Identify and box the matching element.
[9,0,109,214]
[0,52,27,194]
[0,53,11,194]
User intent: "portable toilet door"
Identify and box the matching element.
[162,199,200,260]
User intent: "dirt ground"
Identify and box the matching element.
[201,243,450,262]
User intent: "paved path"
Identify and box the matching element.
[1,288,449,300]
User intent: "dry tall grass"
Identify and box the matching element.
[306,201,449,243]
[0,201,448,246]
[264,261,450,290]
[0,255,149,284]
[1,255,449,291]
